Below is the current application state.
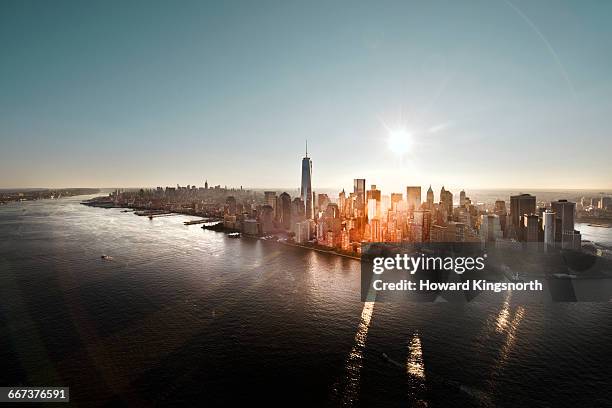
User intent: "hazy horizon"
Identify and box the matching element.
[2,1,611,190]
[2,185,611,195]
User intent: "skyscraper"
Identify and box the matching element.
[264,191,277,218]
[551,200,578,249]
[278,192,292,230]
[523,213,540,242]
[366,185,381,219]
[412,210,432,242]
[390,193,403,211]
[543,209,556,251]
[406,186,421,211]
[551,200,575,235]
[426,185,434,208]
[440,186,453,219]
[510,194,536,240]
[353,178,366,217]
[479,214,502,242]
[338,189,346,215]
[494,200,507,236]
[300,142,313,220]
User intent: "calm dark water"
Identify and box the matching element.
[0,196,610,407]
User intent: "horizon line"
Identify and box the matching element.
[2,186,612,193]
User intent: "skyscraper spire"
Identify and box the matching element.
[301,145,313,220]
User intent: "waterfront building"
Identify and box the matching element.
[291,197,305,223]
[551,199,581,249]
[293,220,311,244]
[278,192,292,230]
[543,209,555,251]
[551,200,575,235]
[264,191,277,218]
[301,143,313,220]
[260,205,275,234]
[242,219,259,236]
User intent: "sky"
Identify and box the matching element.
[1,0,611,192]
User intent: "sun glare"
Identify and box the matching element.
[387,128,413,155]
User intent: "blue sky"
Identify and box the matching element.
[1,0,611,190]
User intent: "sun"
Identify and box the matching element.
[387,128,413,155]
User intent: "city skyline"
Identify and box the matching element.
[2,1,612,190]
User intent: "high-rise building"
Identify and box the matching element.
[551,200,575,234]
[412,210,431,242]
[407,186,421,211]
[264,191,277,218]
[543,209,555,250]
[278,192,292,230]
[317,193,330,213]
[494,200,507,236]
[551,200,578,249]
[353,178,366,217]
[300,143,313,219]
[510,194,536,241]
[390,193,403,211]
[426,185,434,208]
[459,190,466,207]
[260,205,275,234]
[366,185,381,218]
[480,214,503,242]
[367,198,377,221]
[523,214,540,242]
[440,186,453,219]
[338,189,346,215]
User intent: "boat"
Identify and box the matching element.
[101,255,114,261]
[228,232,241,238]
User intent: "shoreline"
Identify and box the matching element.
[237,233,361,261]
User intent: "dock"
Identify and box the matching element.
[184,219,210,225]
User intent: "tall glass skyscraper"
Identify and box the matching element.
[301,142,313,219]
[353,178,366,217]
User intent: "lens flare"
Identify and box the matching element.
[387,128,413,155]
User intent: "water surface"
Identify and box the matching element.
[0,197,610,407]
